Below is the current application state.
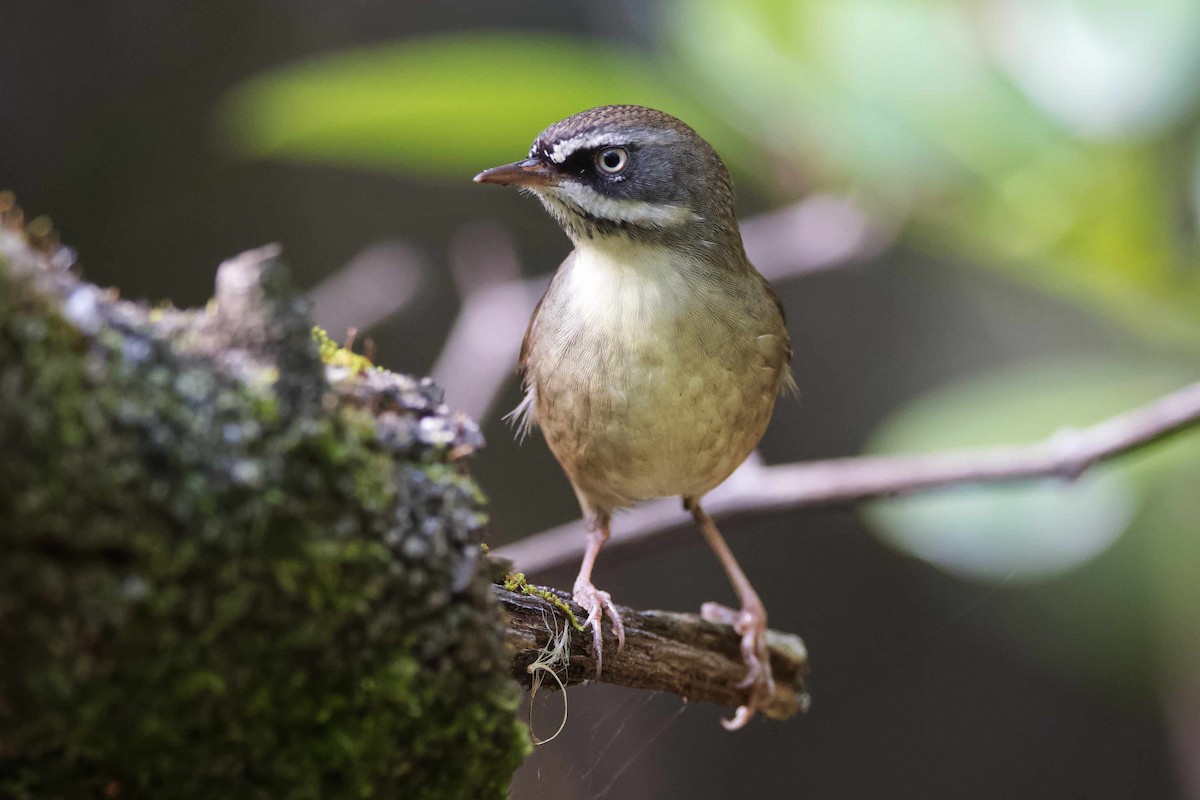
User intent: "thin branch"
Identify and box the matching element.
[429,223,545,422]
[741,194,894,282]
[495,379,1200,575]
[307,241,425,337]
[497,585,810,721]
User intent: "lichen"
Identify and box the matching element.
[0,204,529,798]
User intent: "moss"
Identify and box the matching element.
[0,221,529,798]
[502,573,583,632]
[313,326,377,374]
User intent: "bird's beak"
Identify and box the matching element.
[473,158,558,188]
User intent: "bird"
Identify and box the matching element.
[474,105,795,729]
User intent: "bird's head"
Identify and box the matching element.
[474,105,738,248]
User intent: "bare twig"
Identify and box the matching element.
[430,224,545,421]
[308,241,424,337]
[741,194,893,282]
[497,585,810,720]
[495,379,1200,575]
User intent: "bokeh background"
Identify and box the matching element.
[5,1,1200,797]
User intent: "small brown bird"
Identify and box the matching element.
[475,105,794,729]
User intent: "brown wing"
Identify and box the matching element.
[510,254,574,438]
[517,291,545,385]
[757,272,798,396]
[518,252,574,383]
[764,280,793,362]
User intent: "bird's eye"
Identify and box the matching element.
[595,147,628,175]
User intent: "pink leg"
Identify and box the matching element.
[686,497,774,730]
[572,511,626,678]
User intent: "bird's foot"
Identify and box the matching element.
[573,578,626,678]
[701,600,775,730]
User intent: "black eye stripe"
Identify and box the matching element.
[550,146,634,189]
[561,149,594,174]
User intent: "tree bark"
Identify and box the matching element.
[497,585,810,721]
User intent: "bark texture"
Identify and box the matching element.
[498,586,810,720]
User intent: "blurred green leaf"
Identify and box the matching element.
[665,0,1064,198]
[989,0,1200,140]
[665,0,1200,347]
[861,359,1200,582]
[987,410,1200,701]
[217,33,735,180]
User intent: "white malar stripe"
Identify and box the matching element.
[546,129,678,164]
[549,182,698,227]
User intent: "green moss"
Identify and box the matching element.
[313,326,377,374]
[502,573,583,632]
[0,234,529,798]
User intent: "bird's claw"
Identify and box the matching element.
[573,578,625,678]
[701,600,774,730]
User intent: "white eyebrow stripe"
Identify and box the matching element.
[548,182,699,227]
[547,129,678,164]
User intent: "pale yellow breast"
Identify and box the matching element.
[525,241,789,513]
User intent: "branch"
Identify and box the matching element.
[495,379,1200,574]
[496,585,811,721]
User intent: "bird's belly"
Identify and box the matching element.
[534,325,777,510]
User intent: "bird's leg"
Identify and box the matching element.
[572,511,625,678]
[685,498,774,731]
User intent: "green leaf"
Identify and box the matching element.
[664,0,1200,347]
[216,33,730,180]
[861,359,1199,582]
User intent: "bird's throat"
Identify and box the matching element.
[562,239,700,326]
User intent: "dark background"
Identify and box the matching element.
[4,1,1198,797]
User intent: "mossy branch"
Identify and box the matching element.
[496,583,811,721]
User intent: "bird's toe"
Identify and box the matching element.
[573,579,622,678]
[703,599,775,728]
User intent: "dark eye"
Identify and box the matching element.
[595,147,628,175]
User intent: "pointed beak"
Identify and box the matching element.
[473,158,558,188]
